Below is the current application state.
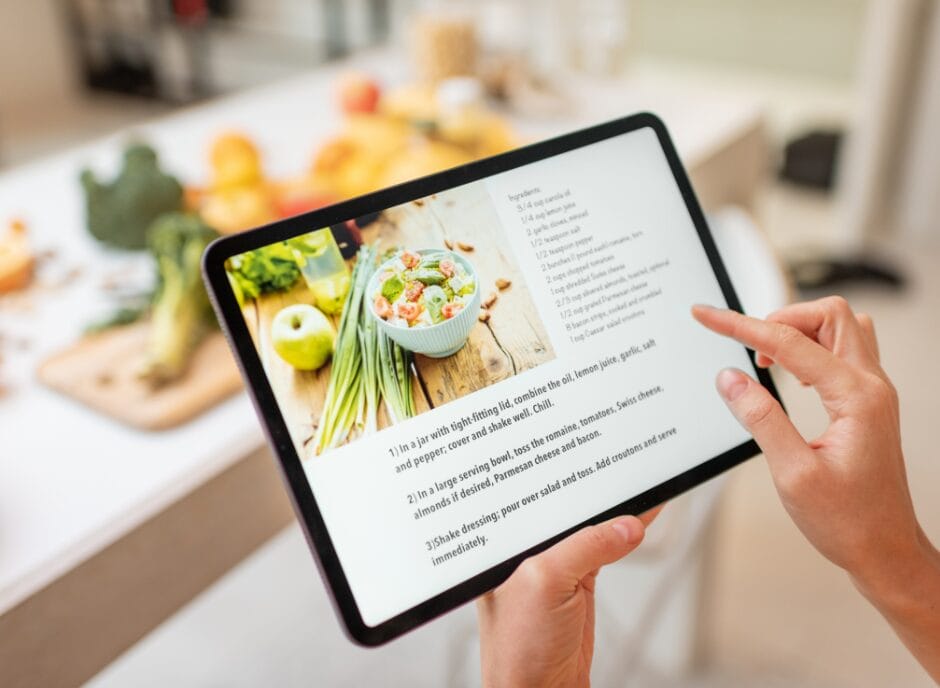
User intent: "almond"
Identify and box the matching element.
[495,278,511,290]
[444,238,454,250]
[483,292,498,308]
[478,309,490,322]
[456,241,474,251]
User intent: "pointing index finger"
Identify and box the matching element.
[691,305,856,402]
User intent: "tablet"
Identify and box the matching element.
[203,112,779,645]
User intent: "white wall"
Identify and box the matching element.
[631,0,868,84]
[0,0,77,113]
[894,1,940,241]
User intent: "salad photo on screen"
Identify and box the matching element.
[224,182,555,460]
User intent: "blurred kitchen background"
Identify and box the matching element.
[1,1,939,687]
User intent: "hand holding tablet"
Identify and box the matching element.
[203,113,779,644]
[477,507,662,688]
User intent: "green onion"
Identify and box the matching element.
[313,244,375,454]
[313,243,417,454]
[377,329,416,424]
[359,293,380,435]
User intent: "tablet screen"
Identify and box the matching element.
[222,124,756,627]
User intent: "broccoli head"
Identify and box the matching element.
[81,143,183,250]
[137,212,219,387]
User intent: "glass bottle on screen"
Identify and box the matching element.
[290,228,350,316]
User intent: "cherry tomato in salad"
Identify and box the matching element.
[441,302,464,319]
[404,281,425,302]
[374,295,392,319]
[400,250,420,269]
[397,302,421,322]
[439,259,455,278]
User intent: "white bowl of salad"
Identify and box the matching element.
[368,248,481,358]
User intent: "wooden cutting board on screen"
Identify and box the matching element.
[37,322,243,430]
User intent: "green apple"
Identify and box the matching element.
[271,304,335,371]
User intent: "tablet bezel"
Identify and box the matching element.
[203,111,781,646]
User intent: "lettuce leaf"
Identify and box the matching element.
[423,285,447,323]
[381,273,405,302]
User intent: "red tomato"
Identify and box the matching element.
[400,251,420,269]
[439,259,455,278]
[397,302,420,322]
[441,302,464,319]
[404,281,425,301]
[373,295,392,319]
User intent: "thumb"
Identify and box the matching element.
[539,516,645,581]
[715,368,811,472]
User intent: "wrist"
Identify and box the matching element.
[850,526,940,618]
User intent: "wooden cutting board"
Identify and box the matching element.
[37,322,243,430]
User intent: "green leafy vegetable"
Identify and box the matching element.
[226,242,301,300]
[406,268,446,286]
[137,212,218,387]
[381,273,404,302]
[81,143,183,250]
[423,285,447,323]
[448,273,475,296]
[417,251,447,265]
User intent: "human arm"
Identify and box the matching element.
[693,297,940,683]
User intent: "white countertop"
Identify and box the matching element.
[0,52,767,615]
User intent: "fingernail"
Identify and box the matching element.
[716,368,749,402]
[692,303,717,312]
[611,517,642,544]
